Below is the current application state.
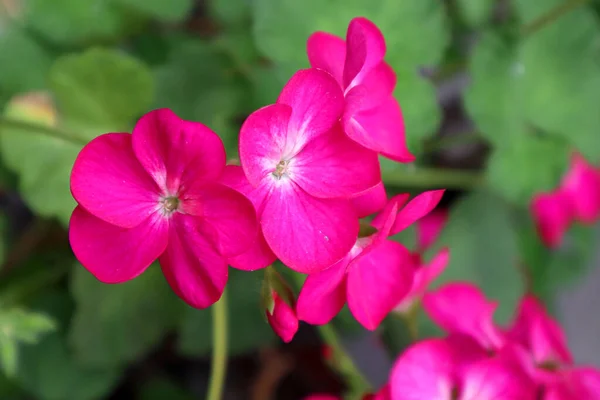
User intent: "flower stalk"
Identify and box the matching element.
[207,290,228,400]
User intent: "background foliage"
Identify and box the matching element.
[0,0,599,398]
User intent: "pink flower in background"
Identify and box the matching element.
[69,109,258,309]
[390,336,536,400]
[545,367,600,400]
[423,282,505,350]
[532,153,600,248]
[239,68,381,273]
[307,17,413,162]
[297,190,444,330]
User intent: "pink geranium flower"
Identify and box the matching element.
[307,17,414,162]
[390,336,536,400]
[544,367,600,400]
[296,190,444,330]
[69,109,258,308]
[238,68,381,273]
[265,289,299,343]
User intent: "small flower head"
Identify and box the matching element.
[262,267,299,343]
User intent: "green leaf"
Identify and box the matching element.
[253,0,450,150]
[486,134,570,205]
[139,378,194,400]
[178,269,275,356]
[0,49,154,225]
[0,336,17,378]
[209,0,252,25]
[429,191,524,324]
[455,0,495,27]
[69,265,184,368]
[116,0,193,21]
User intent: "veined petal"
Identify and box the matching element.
[219,165,271,211]
[239,104,293,187]
[343,96,414,162]
[277,69,345,145]
[343,17,386,90]
[261,182,358,273]
[347,240,413,330]
[307,32,346,85]
[70,133,160,228]
[159,214,228,309]
[132,108,226,193]
[292,125,381,198]
[227,229,276,271]
[531,191,572,248]
[344,62,396,112]
[351,181,387,218]
[296,256,350,325]
[69,206,168,283]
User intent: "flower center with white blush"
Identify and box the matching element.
[159,195,180,216]
[272,159,290,180]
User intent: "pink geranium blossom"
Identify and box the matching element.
[297,190,444,330]
[307,17,413,162]
[265,289,299,343]
[69,109,258,308]
[238,68,381,273]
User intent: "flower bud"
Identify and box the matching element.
[262,267,298,343]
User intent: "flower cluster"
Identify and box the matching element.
[532,153,600,248]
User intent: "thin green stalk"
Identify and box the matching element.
[521,0,590,36]
[381,167,484,190]
[0,117,88,145]
[207,290,228,400]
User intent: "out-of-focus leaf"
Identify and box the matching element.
[0,49,154,225]
[209,0,251,25]
[139,377,194,400]
[253,0,449,153]
[17,290,119,400]
[178,269,275,356]
[69,265,184,368]
[456,0,495,27]
[486,134,570,205]
[116,0,193,21]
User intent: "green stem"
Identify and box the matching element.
[381,167,484,190]
[521,0,590,36]
[207,290,228,400]
[0,117,88,145]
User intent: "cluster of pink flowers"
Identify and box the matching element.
[532,153,600,248]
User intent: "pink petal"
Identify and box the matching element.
[423,282,505,350]
[277,69,345,144]
[179,182,258,257]
[344,62,396,113]
[307,32,346,85]
[219,165,270,210]
[69,206,168,283]
[371,193,410,233]
[70,133,160,228]
[343,96,414,162]
[292,124,381,198]
[396,248,449,312]
[351,181,387,218]
[159,214,228,309]
[347,240,413,330]
[390,338,456,400]
[131,108,226,194]
[531,191,572,248]
[372,191,445,236]
[417,209,449,252]
[459,358,536,400]
[296,255,349,325]
[343,17,386,90]
[561,153,600,223]
[239,103,293,187]
[261,182,358,273]
[266,290,299,343]
[304,395,340,400]
[227,230,276,271]
[369,384,391,400]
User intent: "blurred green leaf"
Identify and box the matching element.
[486,134,570,205]
[69,265,184,368]
[209,0,251,25]
[139,377,194,400]
[456,0,495,27]
[0,48,154,225]
[116,0,193,21]
[253,0,449,152]
[429,191,524,323]
[178,269,275,356]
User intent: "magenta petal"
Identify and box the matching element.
[390,190,445,236]
[390,338,456,400]
[344,63,396,113]
[69,206,168,283]
[343,17,386,90]
[131,108,226,193]
[159,214,228,309]
[219,165,270,211]
[239,104,293,187]
[561,153,600,223]
[347,240,413,330]
[459,358,536,400]
[417,209,449,252]
[296,256,349,325]
[228,230,276,271]
[423,282,505,350]
[343,97,414,162]
[277,69,345,143]
[351,181,387,218]
[261,182,358,273]
[266,291,299,343]
[180,183,258,257]
[70,133,160,228]
[531,191,572,248]
[292,125,381,198]
[307,32,346,85]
